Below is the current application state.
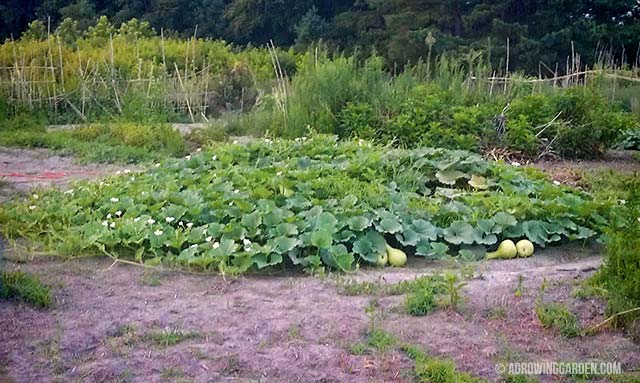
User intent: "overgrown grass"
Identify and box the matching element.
[0,271,53,308]
[145,328,201,347]
[337,275,445,296]
[583,172,640,332]
[0,122,188,164]
[400,344,487,383]
[534,302,582,337]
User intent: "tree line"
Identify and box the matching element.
[2,0,639,72]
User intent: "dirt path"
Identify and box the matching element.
[0,147,133,202]
[1,244,638,383]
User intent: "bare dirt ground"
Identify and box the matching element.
[532,150,640,185]
[1,147,639,383]
[0,147,131,202]
[1,246,638,383]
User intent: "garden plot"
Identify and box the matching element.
[1,137,638,382]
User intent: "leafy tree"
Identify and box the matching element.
[86,15,115,45]
[118,17,154,41]
[21,19,47,41]
[294,6,328,47]
[55,17,81,46]
[60,0,97,31]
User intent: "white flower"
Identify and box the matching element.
[511,161,522,167]
[116,171,121,175]
[130,177,135,181]
[115,210,122,217]
[166,217,175,223]
[134,217,141,222]
[242,238,251,246]
[637,217,640,223]
[107,213,112,219]
[228,202,233,206]
[190,244,198,248]
[109,222,116,228]
[29,205,36,210]
[110,197,119,203]
[212,241,220,249]
[178,221,184,226]
[154,229,163,236]
[205,236,213,242]
[102,221,108,226]
[244,246,252,252]
[186,222,193,228]
[124,169,131,174]
[619,199,627,205]
[234,189,240,194]
[276,171,283,176]
[232,140,239,144]
[185,155,191,160]
[196,148,202,152]
[301,136,307,141]
[553,180,561,186]
[212,155,217,161]
[147,218,156,224]
[63,189,74,195]
[99,182,105,186]
[32,194,39,199]
[155,163,161,167]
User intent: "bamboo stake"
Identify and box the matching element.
[175,63,194,122]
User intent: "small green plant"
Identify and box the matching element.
[485,302,508,320]
[406,287,437,316]
[439,272,467,310]
[366,328,396,352]
[348,342,370,355]
[145,328,201,347]
[0,271,53,308]
[414,356,486,383]
[534,302,581,337]
[514,275,525,298]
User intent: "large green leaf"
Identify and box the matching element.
[436,169,465,185]
[443,221,476,245]
[311,230,333,249]
[376,217,403,234]
[352,230,387,263]
[347,215,372,232]
[273,236,298,254]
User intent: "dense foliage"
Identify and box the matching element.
[236,54,639,159]
[0,122,188,163]
[0,135,615,274]
[591,175,640,330]
[3,1,640,71]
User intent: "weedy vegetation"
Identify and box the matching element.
[0,271,53,308]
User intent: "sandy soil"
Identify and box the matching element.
[0,147,131,202]
[1,244,638,383]
[532,150,640,185]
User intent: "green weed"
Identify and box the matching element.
[406,287,437,316]
[0,271,53,308]
[347,342,370,355]
[534,302,581,337]
[145,328,201,347]
[366,328,396,352]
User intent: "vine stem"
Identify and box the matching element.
[587,307,640,333]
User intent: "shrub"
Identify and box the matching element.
[593,179,640,330]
